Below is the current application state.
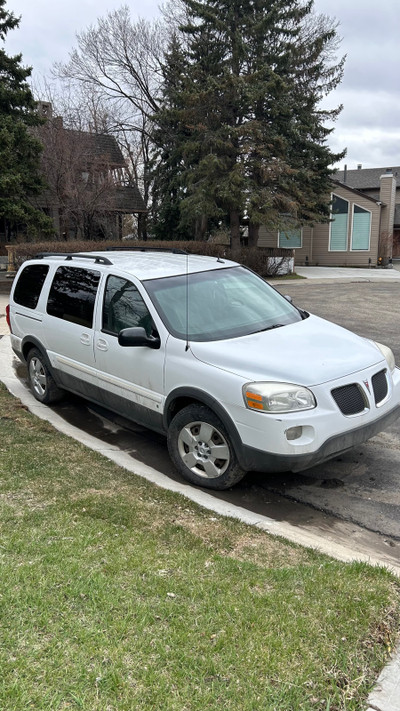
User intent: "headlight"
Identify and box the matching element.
[243,382,316,413]
[374,341,396,373]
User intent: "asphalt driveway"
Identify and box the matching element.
[274,279,400,363]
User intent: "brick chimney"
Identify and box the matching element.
[379,170,397,264]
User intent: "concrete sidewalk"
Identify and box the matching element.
[0,293,9,336]
[292,265,400,282]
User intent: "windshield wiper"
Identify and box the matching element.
[254,323,285,333]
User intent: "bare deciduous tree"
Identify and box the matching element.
[55,6,165,122]
[52,5,169,238]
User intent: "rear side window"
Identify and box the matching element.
[13,264,49,309]
[47,266,100,328]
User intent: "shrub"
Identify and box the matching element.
[7,240,294,277]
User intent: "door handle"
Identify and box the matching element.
[96,338,109,352]
[80,333,91,346]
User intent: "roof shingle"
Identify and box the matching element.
[334,166,400,190]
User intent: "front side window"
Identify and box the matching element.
[351,205,371,250]
[102,275,155,337]
[278,227,302,249]
[14,264,49,309]
[47,266,100,328]
[329,195,349,251]
[145,266,303,342]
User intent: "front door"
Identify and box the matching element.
[93,274,166,431]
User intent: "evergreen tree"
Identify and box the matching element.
[151,34,191,240]
[0,0,52,238]
[154,0,344,246]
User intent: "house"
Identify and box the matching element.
[0,102,147,250]
[335,165,400,259]
[258,166,398,267]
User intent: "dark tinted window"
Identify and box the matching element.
[103,275,155,337]
[14,264,49,309]
[47,266,100,328]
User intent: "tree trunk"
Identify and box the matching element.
[137,212,147,241]
[248,222,260,248]
[194,214,208,241]
[230,209,241,250]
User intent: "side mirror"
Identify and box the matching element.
[118,326,160,349]
[284,294,293,303]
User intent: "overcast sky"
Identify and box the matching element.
[4,0,400,169]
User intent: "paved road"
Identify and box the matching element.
[275,279,400,363]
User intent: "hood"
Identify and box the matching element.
[189,314,384,386]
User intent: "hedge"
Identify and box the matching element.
[7,240,294,278]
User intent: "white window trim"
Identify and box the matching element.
[350,202,372,252]
[329,192,349,252]
[277,227,303,249]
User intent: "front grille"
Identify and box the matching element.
[372,369,388,405]
[331,383,366,415]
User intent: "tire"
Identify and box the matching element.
[167,404,246,490]
[27,348,64,404]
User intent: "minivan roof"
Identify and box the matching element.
[33,250,238,281]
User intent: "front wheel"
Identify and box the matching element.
[167,404,246,490]
[27,348,64,404]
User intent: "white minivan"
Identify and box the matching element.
[7,249,400,489]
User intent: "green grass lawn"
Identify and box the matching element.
[0,382,399,710]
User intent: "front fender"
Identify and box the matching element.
[164,386,245,463]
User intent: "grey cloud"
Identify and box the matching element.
[333,90,400,131]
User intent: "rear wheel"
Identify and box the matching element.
[167,404,245,490]
[27,348,64,404]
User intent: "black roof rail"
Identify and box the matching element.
[105,246,188,255]
[35,252,113,265]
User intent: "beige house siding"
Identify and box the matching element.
[258,225,313,262]
[379,174,396,239]
[363,175,397,261]
[314,187,380,267]
[258,183,381,267]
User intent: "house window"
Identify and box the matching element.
[329,195,349,251]
[278,227,302,248]
[351,205,371,251]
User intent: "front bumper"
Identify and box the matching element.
[237,402,400,473]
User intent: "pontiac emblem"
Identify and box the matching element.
[363,379,371,394]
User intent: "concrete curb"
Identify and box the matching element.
[365,647,400,711]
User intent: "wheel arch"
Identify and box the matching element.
[21,337,54,375]
[164,387,244,460]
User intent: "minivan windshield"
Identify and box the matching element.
[144,266,303,342]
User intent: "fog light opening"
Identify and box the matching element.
[285,426,303,441]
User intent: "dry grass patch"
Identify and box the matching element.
[171,510,309,567]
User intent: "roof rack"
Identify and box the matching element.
[105,246,188,255]
[35,252,113,265]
